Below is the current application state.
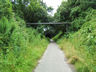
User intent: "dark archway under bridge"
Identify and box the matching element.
[26,22,71,38]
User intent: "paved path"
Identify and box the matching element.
[34,43,74,72]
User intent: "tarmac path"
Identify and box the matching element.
[34,43,75,72]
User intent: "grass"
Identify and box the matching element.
[58,39,91,72]
[58,9,96,72]
[0,17,48,72]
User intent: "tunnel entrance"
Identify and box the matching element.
[26,22,71,38]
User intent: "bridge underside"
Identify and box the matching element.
[26,22,71,25]
[26,22,71,38]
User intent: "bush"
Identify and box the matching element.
[0,0,13,19]
[58,9,96,72]
[0,17,48,72]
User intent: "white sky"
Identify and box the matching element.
[43,0,63,15]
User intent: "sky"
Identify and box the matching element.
[43,0,63,15]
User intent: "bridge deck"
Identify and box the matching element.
[26,22,71,25]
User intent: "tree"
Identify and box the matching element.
[54,0,96,33]
[12,0,48,23]
[47,6,54,13]
[0,0,13,19]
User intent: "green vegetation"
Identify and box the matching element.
[1,0,96,72]
[0,17,48,72]
[54,0,96,32]
[52,31,62,42]
[0,0,48,72]
[56,0,96,72]
[12,0,53,23]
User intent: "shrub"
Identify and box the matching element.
[0,0,13,19]
[0,17,48,72]
[58,9,96,72]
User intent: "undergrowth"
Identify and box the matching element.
[58,9,96,72]
[0,17,48,72]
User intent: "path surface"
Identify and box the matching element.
[34,43,75,72]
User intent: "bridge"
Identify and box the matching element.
[26,22,71,26]
[26,22,71,38]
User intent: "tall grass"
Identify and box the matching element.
[58,9,96,72]
[0,17,48,72]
